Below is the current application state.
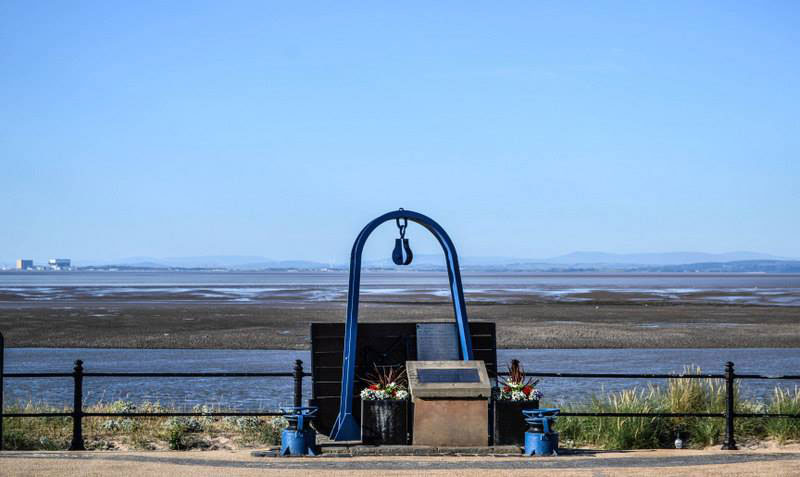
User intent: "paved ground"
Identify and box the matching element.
[2,448,800,476]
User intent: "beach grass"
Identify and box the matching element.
[3,379,798,451]
[2,401,287,451]
[765,386,800,444]
[557,371,800,449]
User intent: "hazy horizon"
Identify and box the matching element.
[3,249,798,269]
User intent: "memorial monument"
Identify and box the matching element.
[309,209,499,445]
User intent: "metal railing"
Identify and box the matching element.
[0,332,310,450]
[497,363,800,450]
[2,330,798,452]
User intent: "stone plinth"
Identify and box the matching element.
[412,398,488,446]
[406,360,491,447]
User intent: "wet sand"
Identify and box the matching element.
[1,298,798,349]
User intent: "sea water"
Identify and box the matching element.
[4,347,798,409]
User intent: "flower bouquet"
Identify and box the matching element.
[494,359,542,445]
[359,365,408,444]
[498,359,543,402]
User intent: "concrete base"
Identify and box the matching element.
[412,398,488,446]
[253,445,523,457]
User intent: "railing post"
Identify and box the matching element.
[1,332,4,451]
[293,359,303,408]
[69,359,86,451]
[721,361,738,450]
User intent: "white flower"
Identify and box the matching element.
[360,383,409,401]
[498,379,543,401]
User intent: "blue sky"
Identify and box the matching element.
[2,1,798,263]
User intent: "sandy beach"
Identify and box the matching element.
[1,272,798,349]
[1,299,798,349]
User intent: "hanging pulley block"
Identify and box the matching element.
[392,213,413,265]
[392,238,413,265]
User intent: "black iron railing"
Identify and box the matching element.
[0,332,310,450]
[2,330,798,451]
[497,363,800,450]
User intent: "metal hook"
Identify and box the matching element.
[396,217,408,239]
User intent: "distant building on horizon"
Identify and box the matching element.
[16,259,34,270]
[48,258,71,270]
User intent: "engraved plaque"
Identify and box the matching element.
[416,323,460,361]
[417,368,481,383]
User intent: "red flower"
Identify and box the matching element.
[522,385,532,396]
[369,384,379,390]
[503,385,511,393]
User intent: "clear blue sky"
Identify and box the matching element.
[2,1,798,263]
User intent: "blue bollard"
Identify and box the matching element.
[522,408,560,456]
[280,406,318,456]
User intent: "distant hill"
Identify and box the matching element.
[77,255,334,270]
[362,252,799,272]
[32,251,797,273]
[636,260,800,273]
[543,251,790,266]
[362,254,549,269]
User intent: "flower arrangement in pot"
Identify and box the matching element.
[494,359,542,446]
[359,365,409,445]
[499,359,543,402]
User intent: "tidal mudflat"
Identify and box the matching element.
[0,271,798,349]
[1,301,799,349]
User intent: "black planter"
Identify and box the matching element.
[493,399,539,446]
[361,399,408,445]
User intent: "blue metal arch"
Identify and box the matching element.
[330,209,474,441]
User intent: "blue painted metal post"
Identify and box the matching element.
[330,209,473,441]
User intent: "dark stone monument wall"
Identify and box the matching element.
[309,321,497,436]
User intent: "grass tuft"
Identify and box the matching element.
[765,387,800,444]
[556,368,796,449]
[3,378,798,451]
[2,400,288,451]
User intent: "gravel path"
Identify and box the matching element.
[2,449,800,476]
